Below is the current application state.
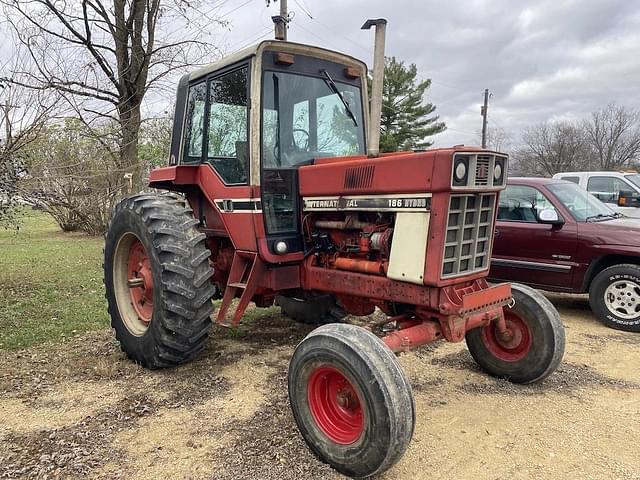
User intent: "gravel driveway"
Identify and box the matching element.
[1,293,639,480]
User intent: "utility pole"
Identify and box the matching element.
[481,88,489,149]
[270,0,288,41]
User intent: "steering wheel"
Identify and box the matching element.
[292,128,310,151]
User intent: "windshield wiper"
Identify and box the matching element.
[320,69,358,127]
[585,213,617,222]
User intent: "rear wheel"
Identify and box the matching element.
[589,264,640,332]
[276,294,345,325]
[104,192,215,369]
[465,283,565,384]
[288,324,414,478]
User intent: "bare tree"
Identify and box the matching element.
[20,119,126,234]
[0,0,221,186]
[0,41,58,227]
[476,125,512,153]
[487,125,512,153]
[511,121,591,176]
[583,103,640,170]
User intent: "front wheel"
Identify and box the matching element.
[288,324,415,478]
[589,264,640,332]
[465,283,565,384]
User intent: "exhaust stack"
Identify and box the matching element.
[361,18,387,158]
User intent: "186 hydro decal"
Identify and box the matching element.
[304,194,432,212]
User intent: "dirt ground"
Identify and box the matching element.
[1,293,639,480]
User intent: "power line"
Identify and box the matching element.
[226,27,273,54]
[219,0,256,20]
[430,80,468,93]
[293,20,343,52]
[292,0,313,19]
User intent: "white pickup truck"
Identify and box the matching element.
[552,171,640,218]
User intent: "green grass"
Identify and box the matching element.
[0,211,109,350]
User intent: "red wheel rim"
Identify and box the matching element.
[127,239,153,324]
[481,312,532,362]
[307,367,364,444]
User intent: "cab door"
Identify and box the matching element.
[258,71,306,257]
[490,184,578,290]
[181,63,257,251]
[587,175,640,218]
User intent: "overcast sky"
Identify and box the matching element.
[3,0,639,149]
[211,0,640,148]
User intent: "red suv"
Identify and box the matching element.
[490,177,640,332]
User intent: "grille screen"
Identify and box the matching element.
[442,193,496,278]
[475,155,491,186]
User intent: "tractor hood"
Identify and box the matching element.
[298,148,488,197]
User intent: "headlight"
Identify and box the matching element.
[494,163,502,181]
[453,158,468,185]
[274,240,288,255]
[493,158,505,185]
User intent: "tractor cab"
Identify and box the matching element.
[156,41,369,258]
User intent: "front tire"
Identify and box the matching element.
[288,324,415,478]
[589,264,640,332]
[465,283,565,384]
[104,193,215,369]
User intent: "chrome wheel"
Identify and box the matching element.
[604,280,640,320]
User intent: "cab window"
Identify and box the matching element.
[498,185,558,222]
[559,176,580,184]
[261,70,365,169]
[182,82,206,163]
[587,176,632,204]
[206,67,249,184]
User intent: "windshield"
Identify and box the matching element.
[262,71,365,168]
[626,174,640,189]
[547,182,617,222]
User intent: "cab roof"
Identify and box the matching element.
[507,177,573,186]
[554,171,638,176]
[187,40,368,82]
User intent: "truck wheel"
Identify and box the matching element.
[104,193,215,369]
[465,283,565,384]
[276,294,345,325]
[288,324,415,478]
[589,264,640,332]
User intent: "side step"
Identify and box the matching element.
[215,251,266,327]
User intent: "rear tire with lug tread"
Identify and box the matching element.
[589,264,640,332]
[465,283,565,384]
[104,192,214,369]
[288,323,415,478]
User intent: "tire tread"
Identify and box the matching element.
[104,192,214,369]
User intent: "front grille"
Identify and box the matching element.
[475,155,491,186]
[442,193,496,278]
[451,153,507,189]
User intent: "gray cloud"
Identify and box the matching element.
[225,0,640,149]
[3,0,638,151]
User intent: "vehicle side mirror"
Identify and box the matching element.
[538,208,564,225]
[618,190,640,208]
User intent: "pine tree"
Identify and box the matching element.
[374,57,446,152]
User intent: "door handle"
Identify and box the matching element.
[494,228,500,237]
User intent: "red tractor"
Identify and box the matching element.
[104,22,565,478]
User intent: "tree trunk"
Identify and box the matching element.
[119,101,143,188]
